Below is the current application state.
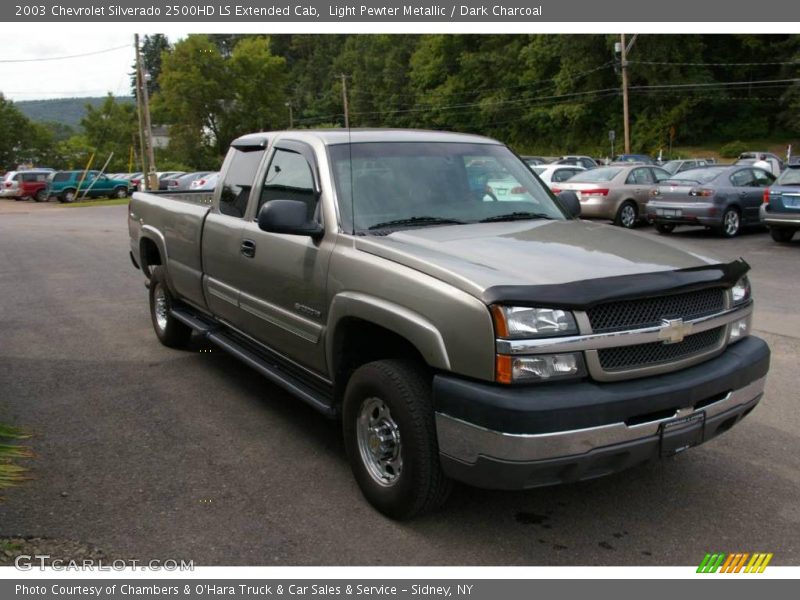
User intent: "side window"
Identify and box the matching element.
[651,168,670,182]
[753,170,775,187]
[731,169,756,188]
[552,169,570,183]
[626,168,653,185]
[53,172,69,183]
[219,148,265,218]
[258,148,317,218]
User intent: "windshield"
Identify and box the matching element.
[670,167,725,184]
[776,167,800,185]
[329,142,567,233]
[569,167,622,182]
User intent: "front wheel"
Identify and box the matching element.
[770,227,796,243]
[61,189,76,203]
[656,223,675,234]
[34,189,48,202]
[149,266,192,348]
[719,207,741,237]
[614,201,638,228]
[342,360,452,520]
[114,186,129,199]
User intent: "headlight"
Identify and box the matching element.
[496,353,587,384]
[731,276,751,305]
[491,305,578,338]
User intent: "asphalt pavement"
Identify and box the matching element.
[0,199,798,566]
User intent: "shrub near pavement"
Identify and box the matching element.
[0,424,32,502]
[719,141,749,158]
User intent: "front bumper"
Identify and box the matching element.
[434,335,769,490]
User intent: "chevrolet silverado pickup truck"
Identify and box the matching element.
[128,130,770,519]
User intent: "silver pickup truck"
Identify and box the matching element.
[129,129,770,519]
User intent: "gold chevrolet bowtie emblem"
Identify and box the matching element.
[658,318,693,344]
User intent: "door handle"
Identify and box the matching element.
[241,239,256,258]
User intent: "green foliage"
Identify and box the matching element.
[16,97,133,130]
[80,94,138,172]
[719,140,749,158]
[130,34,171,97]
[0,424,32,502]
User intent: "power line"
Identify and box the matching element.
[628,59,800,67]
[0,44,129,63]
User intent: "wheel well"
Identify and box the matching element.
[139,237,162,276]
[331,318,428,403]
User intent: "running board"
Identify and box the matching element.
[207,330,336,417]
[170,308,335,418]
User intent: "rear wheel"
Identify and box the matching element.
[148,266,192,348]
[770,227,796,243]
[614,201,638,228]
[34,189,48,202]
[61,189,76,203]
[656,223,675,234]
[719,207,741,237]
[342,359,452,520]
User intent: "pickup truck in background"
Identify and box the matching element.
[128,130,770,519]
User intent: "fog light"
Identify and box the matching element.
[496,353,586,383]
[728,315,751,343]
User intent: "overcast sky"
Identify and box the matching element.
[0,30,190,102]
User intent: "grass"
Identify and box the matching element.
[0,424,33,502]
[62,198,130,208]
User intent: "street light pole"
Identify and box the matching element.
[285,101,293,128]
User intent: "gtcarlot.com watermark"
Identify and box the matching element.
[14,555,194,571]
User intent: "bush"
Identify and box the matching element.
[719,141,749,158]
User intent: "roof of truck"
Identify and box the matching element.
[232,129,500,149]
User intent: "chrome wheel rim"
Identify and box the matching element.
[64,191,74,202]
[724,211,739,235]
[356,397,402,487]
[153,284,168,332]
[620,204,636,228]
[116,188,127,198]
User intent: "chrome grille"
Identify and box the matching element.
[597,326,725,372]
[587,288,725,333]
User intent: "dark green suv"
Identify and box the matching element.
[47,171,131,203]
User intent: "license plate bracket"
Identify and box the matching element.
[660,411,705,457]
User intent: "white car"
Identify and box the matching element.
[531,164,586,189]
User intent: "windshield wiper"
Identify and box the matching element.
[479,211,555,223]
[367,216,466,230]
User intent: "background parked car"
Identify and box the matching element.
[647,165,775,237]
[520,155,551,167]
[739,151,785,171]
[554,164,671,228]
[760,164,800,243]
[46,170,131,203]
[189,172,219,191]
[0,169,53,202]
[613,154,655,164]
[531,164,586,189]
[167,171,213,191]
[157,171,186,190]
[554,155,597,169]
[661,159,712,175]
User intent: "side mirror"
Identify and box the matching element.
[557,191,581,218]
[258,199,323,239]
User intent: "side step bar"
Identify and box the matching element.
[170,307,336,418]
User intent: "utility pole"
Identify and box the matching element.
[620,33,631,155]
[133,35,149,183]
[285,101,293,128]
[340,74,350,129]
[141,70,158,191]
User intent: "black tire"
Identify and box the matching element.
[769,227,796,243]
[148,266,192,348]
[61,189,77,203]
[656,223,675,234]
[614,200,638,228]
[34,189,48,202]
[718,207,741,237]
[342,359,452,519]
[114,186,129,199]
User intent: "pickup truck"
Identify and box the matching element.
[128,129,770,519]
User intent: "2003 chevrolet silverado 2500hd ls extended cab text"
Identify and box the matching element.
[128,130,770,519]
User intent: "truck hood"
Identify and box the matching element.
[354,219,729,305]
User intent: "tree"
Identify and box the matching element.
[130,34,171,97]
[80,94,137,171]
[0,94,55,169]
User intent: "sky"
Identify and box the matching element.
[0,30,190,102]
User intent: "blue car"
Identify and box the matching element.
[761,165,800,242]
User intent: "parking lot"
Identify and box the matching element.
[0,198,798,566]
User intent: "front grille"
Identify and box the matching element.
[587,288,725,333]
[598,326,725,371]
